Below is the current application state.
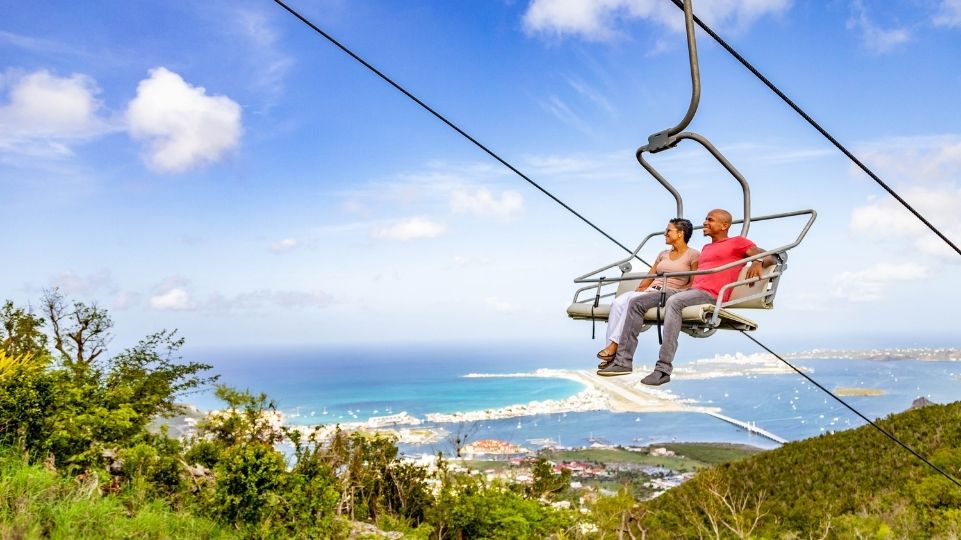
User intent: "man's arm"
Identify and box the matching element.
[745,246,775,282]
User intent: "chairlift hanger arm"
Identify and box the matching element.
[664,0,961,259]
[647,0,701,150]
[638,132,752,235]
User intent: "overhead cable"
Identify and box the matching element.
[272,0,961,490]
[272,0,635,257]
[667,0,961,258]
[741,330,961,489]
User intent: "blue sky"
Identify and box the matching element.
[2,0,961,352]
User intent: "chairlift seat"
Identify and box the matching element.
[566,265,777,334]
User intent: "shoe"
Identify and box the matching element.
[596,349,616,361]
[597,363,632,377]
[640,371,670,386]
[597,358,613,369]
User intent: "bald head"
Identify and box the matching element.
[710,209,732,225]
[703,209,733,241]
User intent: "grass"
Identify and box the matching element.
[0,451,233,540]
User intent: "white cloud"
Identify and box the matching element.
[147,278,331,313]
[207,289,333,312]
[233,9,294,106]
[0,69,112,157]
[126,67,242,173]
[371,217,447,241]
[112,291,142,310]
[270,238,299,253]
[849,134,961,259]
[48,270,117,296]
[831,263,928,302]
[522,0,790,41]
[540,95,594,135]
[150,287,194,311]
[934,0,961,27]
[564,76,615,116]
[450,188,524,219]
[847,0,911,53]
[851,187,961,259]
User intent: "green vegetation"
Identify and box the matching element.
[0,450,231,539]
[544,443,759,472]
[3,292,960,538]
[658,442,763,465]
[0,294,577,538]
[628,402,961,538]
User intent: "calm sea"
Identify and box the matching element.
[184,343,961,454]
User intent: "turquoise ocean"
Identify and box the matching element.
[184,343,961,454]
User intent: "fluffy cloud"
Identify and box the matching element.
[934,0,961,27]
[150,287,194,311]
[371,217,447,241]
[849,135,961,259]
[270,238,299,253]
[147,277,331,312]
[0,69,111,157]
[522,0,791,40]
[847,0,911,54]
[126,67,242,173]
[851,186,961,259]
[450,188,524,219]
[831,263,928,302]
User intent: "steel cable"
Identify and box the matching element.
[272,0,961,490]
[667,0,961,258]
[272,0,635,257]
[741,330,961,489]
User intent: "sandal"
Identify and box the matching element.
[596,349,616,361]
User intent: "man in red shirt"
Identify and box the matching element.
[598,209,774,385]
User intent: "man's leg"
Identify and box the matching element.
[610,291,666,368]
[652,289,715,376]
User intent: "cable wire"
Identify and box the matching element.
[741,330,961,489]
[668,0,961,259]
[272,0,635,257]
[272,0,961,491]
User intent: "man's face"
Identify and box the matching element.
[702,212,728,237]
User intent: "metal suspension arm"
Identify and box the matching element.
[646,0,701,152]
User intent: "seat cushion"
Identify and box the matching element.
[566,302,757,331]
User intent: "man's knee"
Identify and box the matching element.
[664,294,687,312]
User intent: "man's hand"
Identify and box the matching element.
[746,260,764,285]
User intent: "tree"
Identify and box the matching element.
[42,288,112,375]
[0,300,48,358]
[527,457,570,500]
[447,421,480,459]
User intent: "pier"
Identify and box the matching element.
[704,411,788,444]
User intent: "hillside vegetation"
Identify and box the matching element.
[633,401,961,538]
[3,293,960,538]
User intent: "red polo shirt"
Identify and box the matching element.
[691,236,756,301]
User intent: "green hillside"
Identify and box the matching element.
[634,401,961,538]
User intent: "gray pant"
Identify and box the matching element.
[612,288,715,375]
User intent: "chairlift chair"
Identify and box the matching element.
[566,0,816,338]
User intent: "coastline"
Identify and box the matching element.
[173,348,960,448]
